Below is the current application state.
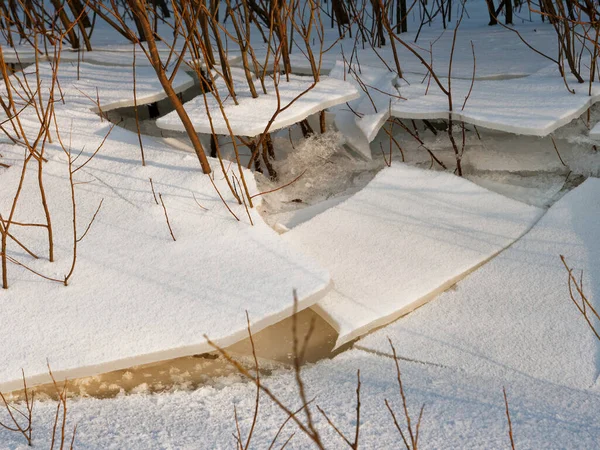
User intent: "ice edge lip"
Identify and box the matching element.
[0,280,335,394]
[156,75,361,137]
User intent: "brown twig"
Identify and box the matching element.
[0,369,34,446]
[250,169,307,200]
[149,178,159,205]
[503,387,515,450]
[550,135,567,167]
[385,338,425,450]
[158,193,176,241]
[560,255,600,341]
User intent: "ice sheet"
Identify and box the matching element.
[156,68,360,137]
[358,178,600,388]
[328,60,399,158]
[359,65,600,142]
[283,164,542,347]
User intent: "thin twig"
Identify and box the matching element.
[159,193,176,241]
[503,387,515,450]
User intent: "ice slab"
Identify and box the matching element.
[61,61,194,112]
[0,62,330,392]
[248,23,558,80]
[360,65,600,142]
[358,178,600,388]
[328,61,398,159]
[283,164,542,347]
[156,68,360,137]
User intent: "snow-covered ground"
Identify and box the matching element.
[1,0,600,448]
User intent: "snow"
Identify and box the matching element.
[0,61,330,392]
[2,349,600,449]
[253,21,559,80]
[328,61,398,159]
[1,1,600,448]
[590,121,600,140]
[358,65,600,144]
[282,164,542,348]
[65,61,193,112]
[358,178,600,389]
[156,68,360,137]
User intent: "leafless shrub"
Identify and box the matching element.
[206,292,430,449]
[47,363,77,450]
[121,0,213,174]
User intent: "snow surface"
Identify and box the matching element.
[2,348,600,449]
[282,164,542,348]
[0,61,330,392]
[358,178,600,389]
[358,65,600,143]
[65,61,193,112]
[156,68,360,137]
[590,121,600,140]
[250,21,560,80]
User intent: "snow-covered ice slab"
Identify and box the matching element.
[249,23,558,80]
[283,164,542,348]
[157,68,360,137]
[82,43,242,69]
[0,62,330,392]
[360,65,600,141]
[60,61,194,112]
[328,61,398,159]
[12,61,193,117]
[358,178,600,388]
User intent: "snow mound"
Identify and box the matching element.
[283,164,542,347]
[358,178,600,388]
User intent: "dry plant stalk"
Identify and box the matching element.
[316,369,361,449]
[205,291,328,449]
[158,193,177,241]
[0,36,63,288]
[385,338,424,450]
[503,387,516,450]
[0,370,34,446]
[47,362,77,450]
[53,115,110,286]
[561,255,600,341]
[124,0,212,174]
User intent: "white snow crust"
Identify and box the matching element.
[156,68,360,137]
[358,178,600,388]
[0,61,330,392]
[283,164,542,347]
